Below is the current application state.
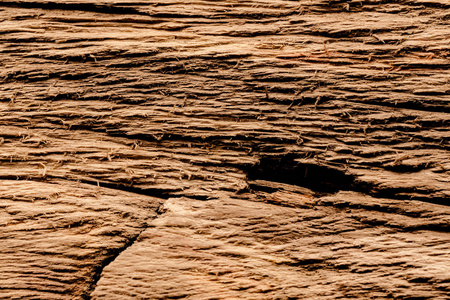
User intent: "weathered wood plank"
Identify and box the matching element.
[0,0,449,298]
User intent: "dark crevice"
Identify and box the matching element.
[370,189,449,206]
[64,178,176,200]
[320,199,450,230]
[317,0,449,10]
[0,174,175,199]
[343,97,450,114]
[246,155,355,195]
[349,215,450,233]
[0,174,214,202]
[73,179,212,201]
[244,155,449,206]
[0,1,148,16]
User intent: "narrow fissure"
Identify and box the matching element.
[0,1,148,16]
[82,202,167,299]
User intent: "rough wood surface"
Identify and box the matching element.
[92,194,450,300]
[0,0,449,299]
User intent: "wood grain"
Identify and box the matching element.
[0,1,449,298]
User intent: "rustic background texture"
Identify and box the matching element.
[0,0,449,299]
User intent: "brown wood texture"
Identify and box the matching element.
[0,0,449,299]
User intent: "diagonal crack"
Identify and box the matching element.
[83,201,167,300]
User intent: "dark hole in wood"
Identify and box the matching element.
[246,157,355,194]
